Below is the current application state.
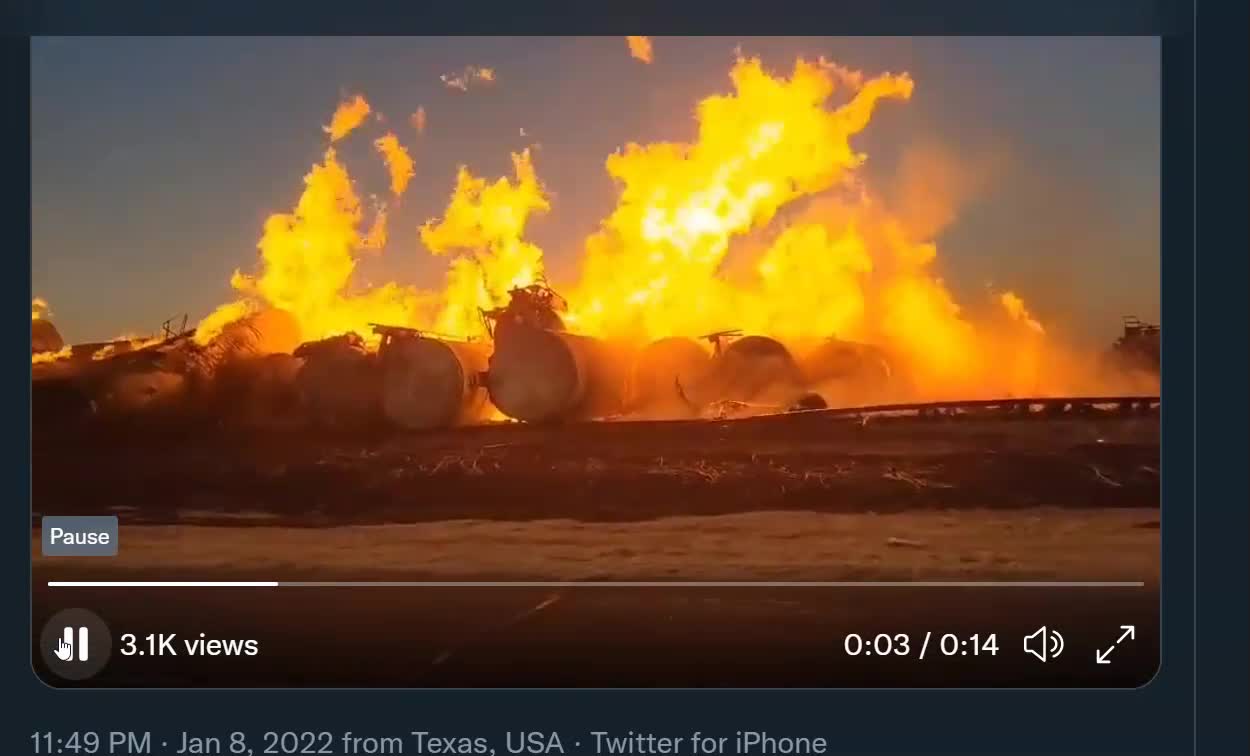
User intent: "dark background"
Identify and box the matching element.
[7,1,1246,754]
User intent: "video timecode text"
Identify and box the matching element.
[842,632,999,658]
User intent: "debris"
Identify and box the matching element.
[883,467,953,489]
[441,66,496,92]
[886,537,927,549]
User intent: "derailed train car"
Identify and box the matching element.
[484,285,632,423]
[625,336,713,417]
[375,325,494,430]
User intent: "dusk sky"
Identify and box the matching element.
[32,36,1160,346]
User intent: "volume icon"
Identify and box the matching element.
[1023,626,1064,662]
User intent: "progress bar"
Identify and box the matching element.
[47,580,1147,588]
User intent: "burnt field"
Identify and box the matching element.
[32,406,1159,527]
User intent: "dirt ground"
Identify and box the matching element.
[33,408,1159,526]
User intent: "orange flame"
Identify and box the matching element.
[91,334,164,361]
[183,53,1145,403]
[32,346,71,365]
[564,56,913,341]
[324,95,371,142]
[374,133,415,197]
[199,148,427,347]
[626,36,654,64]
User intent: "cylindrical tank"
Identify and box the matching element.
[626,337,712,415]
[294,334,380,428]
[705,335,803,404]
[486,321,630,423]
[797,338,892,384]
[379,334,492,430]
[795,338,898,406]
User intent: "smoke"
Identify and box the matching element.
[1000,291,1045,334]
[888,138,1007,242]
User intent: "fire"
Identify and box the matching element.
[626,36,654,64]
[32,297,50,320]
[420,149,550,340]
[324,95,371,142]
[555,55,1099,400]
[178,51,1142,403]
[564,57,914,341]
[374,133,415,197]
[32,346,71,364]
[91,334,164,361]
[199,148,428,347]
[193,300,254,346]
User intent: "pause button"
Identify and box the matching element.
[39,608,112,681]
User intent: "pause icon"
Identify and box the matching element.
[60,626,89,662]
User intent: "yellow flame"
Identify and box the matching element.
[32,345,71,365]
[91,334,164,361]
[374,133,415,197]
[566,56,913,340]
[193,300,255,346]
[200,148,427,347]
[626,36,654,64]
[558,56,1100,400]
[324,95,371,142]
[32,297,49,320]
[184,53,1138,403]
[420,149,550,339]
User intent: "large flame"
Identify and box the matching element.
[196,148,427,347]
[564,57,914,341]
[420,149,550,339]
[179,52,1149,402]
